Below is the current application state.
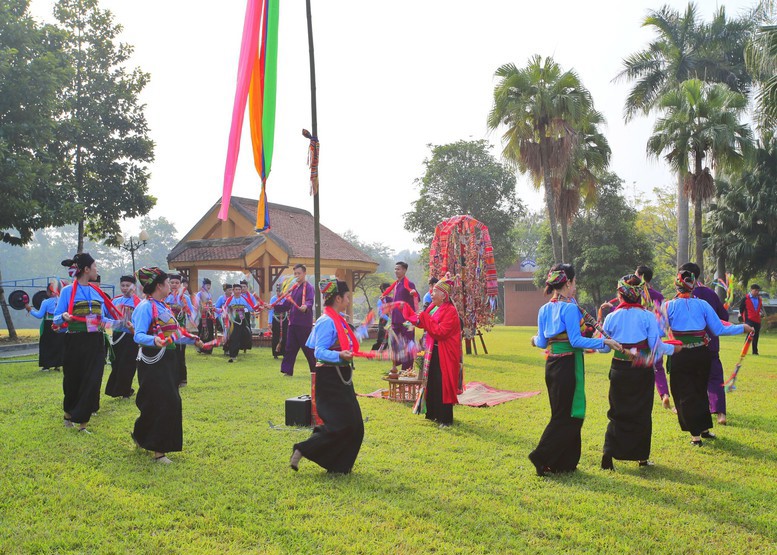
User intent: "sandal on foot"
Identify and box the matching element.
[63,418,75,428]
[153,455,172,464]
[78,428,91,434]
[690,439,703,447]
[701,431,716,439]
[638,460,655,467]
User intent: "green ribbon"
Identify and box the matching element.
[262,0,280,179]
[549,341,586,419]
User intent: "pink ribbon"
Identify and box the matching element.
[219,0,264,220]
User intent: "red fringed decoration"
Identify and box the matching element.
[428,215,498,339]
[302,129,320,195]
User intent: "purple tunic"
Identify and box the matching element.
[276,281,315,328]
[390,278,417,327]
[692,285,730,415]
[648,287,664,305]
[692,285,728,353]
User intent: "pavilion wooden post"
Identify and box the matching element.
[306,0,321,319]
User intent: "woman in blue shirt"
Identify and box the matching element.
[25,281,64,371]
[132,267,202,464]
[104,275,140,398]
[599,275,680,470]
[290,279,364,474]
[53,253,120,433]
[529,264,621,476]
[665,270,752,446]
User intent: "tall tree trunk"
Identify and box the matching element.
[0,263,18,340]
[694,196,704,279]
[560,219,570,263]
[693,155,705,279]
[542,157,561,263]
[676,172,689,268]
[77,219,84,253]
[716,254,726,304]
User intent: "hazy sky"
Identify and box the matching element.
[29,0,756,252]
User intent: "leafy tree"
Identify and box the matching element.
[535,174,653,307]
[617,3,757,267]
[351,272,393,322]
[0,0,72,247]
[647,79,752,279]
[134,216,179,272]
[341,231,394,274]
[0,1,72,338]
[746,16,777,128]
[513,210,546,263]
[707,131,777,283]
[555,109,611,261]
[635,186,678,295]
[404,140,523,275]
[53,0,155,251]
[488,55,595,263]
[400,140,524,276]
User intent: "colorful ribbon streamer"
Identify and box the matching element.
[723,331,755,392]
[220,0,280,232]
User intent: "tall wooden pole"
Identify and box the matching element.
[305,0,321,319]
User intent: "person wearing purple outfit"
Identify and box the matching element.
[275,264,316,377]
[680,263,731,425]
[635,265,674,412]
[387,261,418,372]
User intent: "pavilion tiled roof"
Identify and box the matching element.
[168,236,264,264]
[231,197,375,263]
[168,198,376,266]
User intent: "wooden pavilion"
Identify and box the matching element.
[167,197,377,324]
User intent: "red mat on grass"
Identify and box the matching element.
[359,381,540,407]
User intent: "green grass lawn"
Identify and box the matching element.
[1,327,775,554]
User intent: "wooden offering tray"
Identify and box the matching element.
[382,377,423,402]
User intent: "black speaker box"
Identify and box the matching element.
[285,395,312,427]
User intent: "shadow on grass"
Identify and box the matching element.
[725,413,777,434]
[549,466,775,539]
[707,436,777,463]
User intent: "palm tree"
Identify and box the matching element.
[488,55,595,263]
[617,2,756,268]
[746,23,777,127]
[708,130,777,282]
[555,109,611,262]
[647,79,753,279]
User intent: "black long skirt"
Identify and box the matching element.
[294,365,364,473]
[39,319,64,368]
[529,354,584,473]
[133,347,183,453]
[669,346,713,436]
[197,318,214,354]
[425,347,453,425]
[62,332,106,424]
[104,332,137,397]
[175,344,187,385]
[227,321,251,358]
[603,360,654,461]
